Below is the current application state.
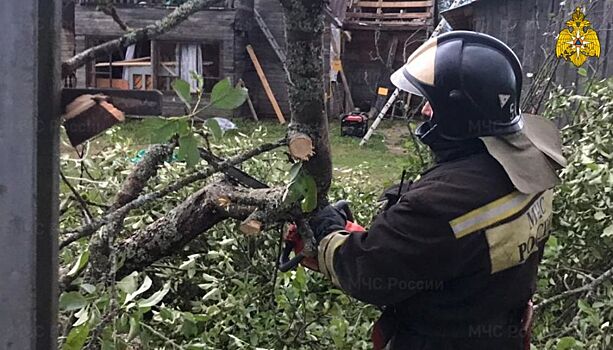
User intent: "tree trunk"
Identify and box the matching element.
[281,0,332,206]
[234,0,254,78]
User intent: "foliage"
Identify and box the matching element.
[137,76,247,168]
[534,78,613,349]
[58,121,389,349]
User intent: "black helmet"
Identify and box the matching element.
[391,31,524,141]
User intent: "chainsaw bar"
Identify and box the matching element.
[198,147,269,189]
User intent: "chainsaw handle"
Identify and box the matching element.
[278,201,356,273]
[279,252,305,273]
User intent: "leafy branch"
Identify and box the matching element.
[535,264,613,311]
[59,137,286,248]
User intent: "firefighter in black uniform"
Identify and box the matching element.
[308,31,566,349]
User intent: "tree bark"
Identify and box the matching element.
[88,142,176,280]
[116,183,284,279]
[281,0,332,206]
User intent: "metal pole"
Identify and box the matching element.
[0,0,60,348]
[358,0,464,146]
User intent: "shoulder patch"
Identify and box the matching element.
[485,190,553,273]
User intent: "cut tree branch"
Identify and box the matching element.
[113,141,177,210]
[535,264,613,311]
[60,138,286,248]
[62,0,224,78]
[116,182,285,278]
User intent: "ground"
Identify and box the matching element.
[62,117,423,188]
[233,118,422,186]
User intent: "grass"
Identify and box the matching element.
[66,117,426,190]
[232,118,423,187]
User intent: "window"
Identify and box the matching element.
[156,41,222,93]
[86,38,222,93]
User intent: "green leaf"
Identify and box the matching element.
[153,123,176,144]
[205,118,223,140]
[67,250,90,278]
[135,117,190,144]
[602,224,613,237]
[80,284,96,295]
[556,336,577,350]
[73,306,90,327]
[210,78,248,110]
[283,167,318,212]
[159,308,174,321]
[202,287,220,301]
[172,79,192,109]
[60,292,88,311]
[127,316,140,341]
[288,162,302,183]
[124,276,152,306]
[138,282,170,308]
[190,71,204,92]
[594,211,606,221]
[178,134,200,168]
[63,324,90,350]
[300,173,317,213]
[577,67,588,77]
[117,272,138,295]
[181,319,198,338]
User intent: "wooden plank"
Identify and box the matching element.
[339,69,355,111]
[151,40,160,90]
[346,12,431,19]
[343,21,430,30]
[75,6,236,41]
[246,45,286,124]
[356,1,433,8]
[238,79,259,121]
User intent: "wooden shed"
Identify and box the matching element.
[441,0,612,111]
[339,0,435,115]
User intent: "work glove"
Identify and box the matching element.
[308,205,347,242]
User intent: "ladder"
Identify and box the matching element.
[253,9,291,81]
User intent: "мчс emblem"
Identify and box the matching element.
[555,7,601,67]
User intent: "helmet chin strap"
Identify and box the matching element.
[415,120,438,144]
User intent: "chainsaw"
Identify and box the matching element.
[279,200,365,272]
[199,148,365,272]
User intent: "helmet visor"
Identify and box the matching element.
[391,68,423,96]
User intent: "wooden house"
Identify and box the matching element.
[68,0,436,118]
[334,0,435,115]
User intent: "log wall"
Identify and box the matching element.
[449,0,612,97]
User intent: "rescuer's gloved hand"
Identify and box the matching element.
[308,205,347,242]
